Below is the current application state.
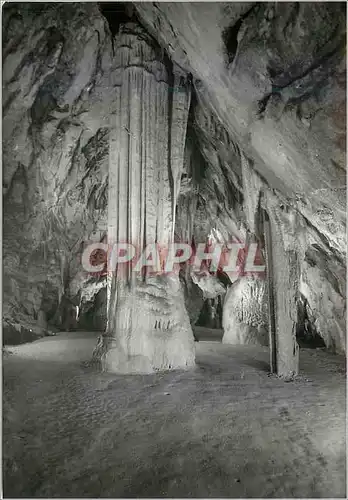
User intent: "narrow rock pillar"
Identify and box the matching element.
[263,209,277,372]
[263,191,300,377]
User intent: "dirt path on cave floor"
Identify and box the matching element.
[3,331,346,498]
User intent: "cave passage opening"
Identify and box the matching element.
[195,296,223,330]
[296,294,326,349]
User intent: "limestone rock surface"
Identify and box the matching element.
[222,276,268,347]
[2,2,346,361]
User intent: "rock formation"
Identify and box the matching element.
[222,276,268,347]
[100,22,195,372]
[3,2,346,377]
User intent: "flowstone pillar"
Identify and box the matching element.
[234,152,299,376]
[97,23,195,373]
[262,190,300,377]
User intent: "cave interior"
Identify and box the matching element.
[2,1,347,498]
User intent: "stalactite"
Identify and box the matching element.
[176,137,199,244]
[240,150,263,234]
[170,64,192,240]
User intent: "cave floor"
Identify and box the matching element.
[3,331,346,498]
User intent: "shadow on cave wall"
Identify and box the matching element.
[296,294,326,349]
[78,288,107,332]
[195,296,223,330]
[98,2,135,38]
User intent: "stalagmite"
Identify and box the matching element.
[263,209,277,372]
[262,190,300,377]
[222,276,268,346]
[98,23,195,373]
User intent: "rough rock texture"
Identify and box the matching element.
[222,276,268,347]
[191,271,226,300]
[3,3,112,341]
[3,3,346,373]
[300,246,346,353]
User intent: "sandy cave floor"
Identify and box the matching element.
[3,330,346,498]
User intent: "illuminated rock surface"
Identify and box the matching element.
[3,3,346,372]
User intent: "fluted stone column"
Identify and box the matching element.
[99,23,195,373]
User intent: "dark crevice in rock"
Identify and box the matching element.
[257,94,272,117]
[2,9,21,40]
[186,105,209,186]
[222,3,257,64]
[98,2,134,40]
[301,213,346,267]
[258,34,344,119]
[5,163,29,204]
[258,14,346,120]
[271,34,345,93]
[305,245,343,297]
[196,298,223,330]
[296,293,326,349]
[9,27,65,86]
[80,128,109,185]
[30,85,69,131]
[284,41,345,105]
[222,17,243,65]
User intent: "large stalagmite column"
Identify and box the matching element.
[99,23,195,373]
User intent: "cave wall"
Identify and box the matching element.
[3,3,112,341]
[300,245,346,353]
